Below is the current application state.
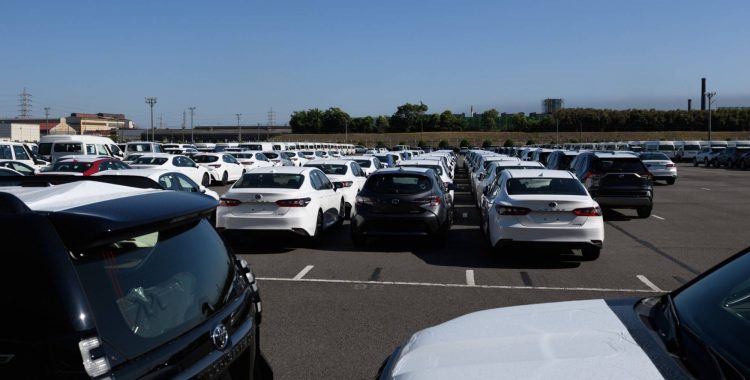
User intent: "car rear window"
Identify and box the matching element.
[593,157,647,173]
[53,143,82,153]
[495,165,542,175]
[193,155,219,163]
[506,178,587,196]
[307,164,348,175]
[72,220,236,360]
[264,152,280,159]
[43,161,93,173]
[354,159,371,168]
[367,174,432,194]
[133,157,168,165]
[399,164,442,176]
[234,173,305,189]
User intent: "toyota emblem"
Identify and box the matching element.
[548,202,558,208]
[211,324,229,350]
[255,194,263,200]
[391,199,400,205]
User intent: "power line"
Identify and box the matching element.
[18,88,32,118]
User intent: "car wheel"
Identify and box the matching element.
[336,199,345,226]
[202,173,210,186]
[221,171,229,186]
[666,178,676,185]
[693,159,698,167]
[581,247,601,261]
[637,207,652,218]
[704,158,709,167]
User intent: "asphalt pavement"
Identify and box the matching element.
[212,161,750,380]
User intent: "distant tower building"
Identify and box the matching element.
[542,98,564,114]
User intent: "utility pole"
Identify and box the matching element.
[145,97,157,142]
[182,111,186,142]
[44,106,50,127]
[267,108,276,142]
[189,106,196,143]
[257,123,261,141]
[236,113,242,142]
[706,91,717,141]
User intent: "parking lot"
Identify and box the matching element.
[218,162,748,379]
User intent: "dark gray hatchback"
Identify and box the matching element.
[0,178,271,380]
[350,167,454,245]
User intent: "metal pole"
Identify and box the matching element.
[556,119,559,145]
[189,107,196,143]
[257,123,260,141]
[236,113,242,142]
[145,97,157,142]
[706,91,716,141]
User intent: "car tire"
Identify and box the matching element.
[693,159,698,167]
[220,171,229,186]
[704,158,709,167]
[666,178,676,185]
[637,207,652,218]
[581,247,601,261]
[336,199,345,226]
[202,173,210,186]
[309,211,324,245]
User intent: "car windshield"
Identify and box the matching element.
[354,159,371,168]
[233,153,254,159]
[658,145,675,151]
[193,155,219,163]
[673,250,750,374]
[506,178,587,196]
[640,153,670,160]
[367,174,432,194]
[133,157,168,165]
[73,220,235,360]
[234,173,305,189]
[307,164,348,175]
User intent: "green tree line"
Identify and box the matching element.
[290,104,750,134]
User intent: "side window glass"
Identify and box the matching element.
[159,174,175,190]
[13,145,30,160]
[310,171,322,190]
[173,157,182,167]
[86,144,97,155]
[176,174,198,192]
[185,157,197,167]
[319,172,333,189]
[96,144,109,155]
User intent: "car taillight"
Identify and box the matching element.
[414,196,441,207]
[356,196,372,205]
[209,164,221,168]
[276,197,311,207]
[573,207,602,216]
[495,205,531,215]
[641,171,653,179]
[220,198,241,207]
[79,337,110,377]
[336,181,353,188]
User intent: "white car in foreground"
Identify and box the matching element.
[487,169,603,260]
[192,153,245,185]
[304,159,367,218]
[216,167,344,238]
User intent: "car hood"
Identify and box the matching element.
[386,299,664,380]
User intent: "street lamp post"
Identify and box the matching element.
[189,107,196,143]
[236,113,242,142]
[145,97,157,142]
[706,91,716,141]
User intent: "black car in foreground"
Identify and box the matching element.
[378,245,750,379]
[0,177,271,379]
[571,151,654,218]
[351,167,454,245]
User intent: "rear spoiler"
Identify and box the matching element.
[0,175,164,190]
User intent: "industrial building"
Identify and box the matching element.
[542,98,564,114]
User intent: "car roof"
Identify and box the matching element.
[504,169,575,179]
[305,159,353,165]
[246,166,308,174]
[56,155,112,162]
[137,153,176,158]
[375,167,433,175]
[591,151,640,159]
[398,160,444,166]
[92,168,177,179]
[495,161,545,167]
[1,181,159,212]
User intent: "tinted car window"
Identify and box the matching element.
[234,173,305,189]
[73,220,234,359]
[307,164,348,175]
[54,143,82,153]
[354,159,372,168]
[13,145,30,161]
[593,157,647,173]
[128,143,153,152]
[193,155,219,163]
[133,157,168,165]
[367,174,432,194]
[43,161,93,173]
[506,178,587,196]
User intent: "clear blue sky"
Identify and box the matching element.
[1,0,748,128]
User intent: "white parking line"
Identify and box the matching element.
[701,187,711,191]
[257,277,662,293]
[293,265,315,280]
[651,215,665,220]
[466,270,475,286]
[636,275,664,292]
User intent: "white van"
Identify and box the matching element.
[0,141,37,167]
[675,140,701,162]
[194,143,216,152]
[39,135,122,162]
[239,142,273,151]
[124,142,163,155]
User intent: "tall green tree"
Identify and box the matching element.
[481,109,499,130]
[375,115,389,133]
[321,107,351,134]
[391,102,428,132]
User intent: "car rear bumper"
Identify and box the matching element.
[216,211,316,236]
[490,218,604,247]
[352,211,442,236]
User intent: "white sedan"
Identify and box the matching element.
[129,153,210,186]
[638,152,677,185]
[230,151,275,171]
[343,156,383,176]
[192,153,245,185]
[216,167,344,239]
[487,169,604,260]
[304,159,367,218]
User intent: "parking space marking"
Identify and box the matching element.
[257,277,662,293]
[651,215,665,220]
[293,265,315,280]
[466,270,475,286]
[636,275,664,292]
